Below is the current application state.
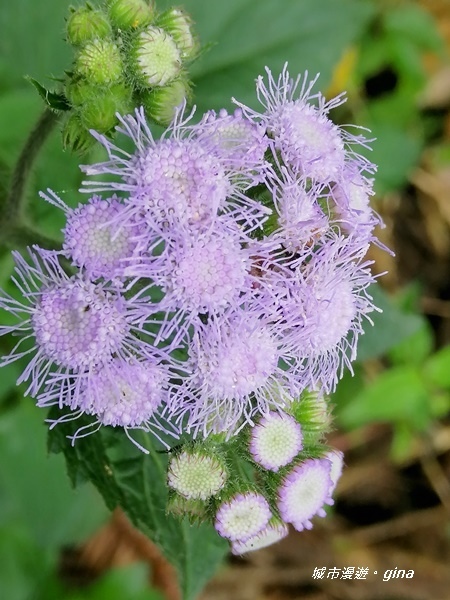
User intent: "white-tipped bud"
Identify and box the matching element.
[215,492,272,542]
[249,411,303,472]
[231,518,289,555]
[167,450,228,501]
[130,26,182,87]
[157,7,199,59]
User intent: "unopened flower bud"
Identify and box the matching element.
[166,495,207,520]
[167,449,228,501]
[323,449,344,494]
[157,7,199,59]
[142,77,191,125]
[107,0,155,30]
[65,77,97,107]
[79,84,132,133]
[76,39,123,85]
[131,26,181,87]
[231,517,288,555]
[66,5,111,46]
[289,391,332,443]
[62,113,95,154]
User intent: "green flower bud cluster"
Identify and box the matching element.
[165,398,341,553]
[63,0,197,152]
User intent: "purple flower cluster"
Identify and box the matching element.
[0,65,381,450]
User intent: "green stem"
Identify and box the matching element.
[0,108,62,251]
[4,224,61,251]
[5,108,60,222]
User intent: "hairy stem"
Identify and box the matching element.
[4,224,62,251]
[5,108,60,223]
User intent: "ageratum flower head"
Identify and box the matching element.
[168,310,298,437]
[167,449,228,500]
[40,189,142,279]
[234,64,375,186]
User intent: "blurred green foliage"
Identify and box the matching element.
[0,0,449,599]
[350,2,446,193]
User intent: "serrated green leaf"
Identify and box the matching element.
[48,416,228,600]
[26,77,70,111]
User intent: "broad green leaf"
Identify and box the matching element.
[0,401,108,549]
[365,123,422,193]
[338,365,430,430]
[0,525,54,600]
[390,422,417,464]
[388,320,433,366]
[384,5,444,53]
[48,417,228,600]
[423,345,450,389]
[356,286,423,361]
[332,365,366,415]
[175,0,375,111]
[0,0,72,90]
[386,35,426,86]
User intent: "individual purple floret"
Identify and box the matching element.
[277,458,334,531]
[233,64,375,185]
[264,158,328,251]
[199,107,268,171]
[215,492,272,542]
[249,411,303,471]
[169,311,297,437]
[40,189,142,279]
[331,166,381,239]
